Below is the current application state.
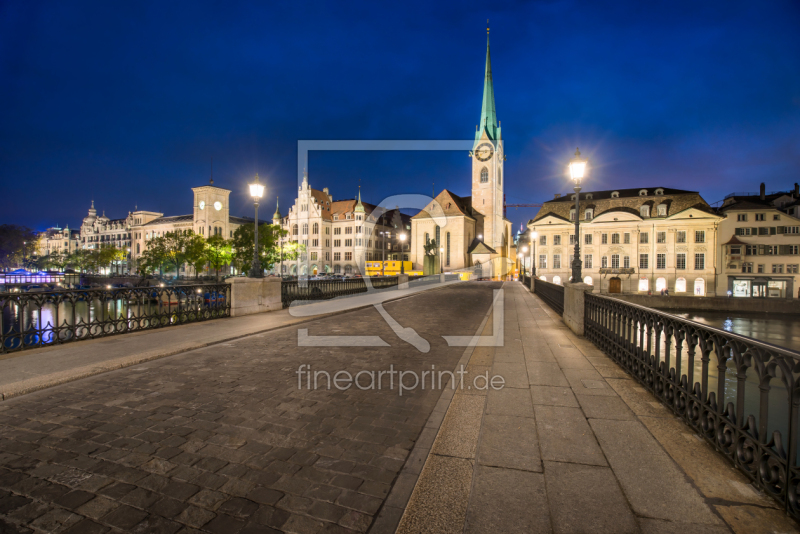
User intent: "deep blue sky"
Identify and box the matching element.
[2,1,799,232]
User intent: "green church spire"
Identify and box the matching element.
[354,187,365,213]
[272,197,281,220]
[477,29,499,142]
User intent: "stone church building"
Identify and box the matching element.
[410,33,513,277]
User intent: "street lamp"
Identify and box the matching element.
[248,174,265,278]
[568,148,588,284]
[379,230,388,276]
[531,232,538,277]
[399,233,407,274]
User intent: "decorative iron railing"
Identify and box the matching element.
[0,283,230,354]
[522,275,531,288]
[584,293,800,518]
[281,277,399,308]
[533,278,564,315]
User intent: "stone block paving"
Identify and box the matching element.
[398,282,800,534]
[0,282,499,534]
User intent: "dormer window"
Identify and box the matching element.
[639,189,648,197]
[640,205,650,218]
[570,209,576,221]
[657,204,667,217]
[346,214,352,220]
[655,188,664,196]
[571,194,577,201]
[611,191,619,198]
[584,209,593,221]
[586,194,593,200]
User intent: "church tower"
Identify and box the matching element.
[471,28,504,251]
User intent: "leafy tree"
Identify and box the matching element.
[205,235,233,280]
[95,245,124,274]
[41,251,69,271]
[138,239,167,276]
[231,223,287,274]
[0,224,38,270]
[67,249,97,273]
[184,233,208,278]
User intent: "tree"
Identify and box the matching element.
[0,224,38,270]
[205,235,233,280]
[184,233,208,278]
[96,245,124,274]
[138,239,167,276]
[41,251,69,271]
[67,249,97,273]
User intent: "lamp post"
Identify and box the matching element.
[248,174,265,278]
[380,231,388,276]
[521,246,528,278]
[399,233,406,274]
[568,148,588,284]
[531,232,538,277]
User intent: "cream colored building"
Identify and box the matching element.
[37,226,81,257]
[275,173,410,276]
[717,184,800,298]
[529,187,721,296]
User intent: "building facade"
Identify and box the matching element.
[529,187,721,296]
[275,173,411,276]
[717,183,800,298]
[36,226,81,257]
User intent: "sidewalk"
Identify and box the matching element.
[0,279,459,401]
[394,282,798,534]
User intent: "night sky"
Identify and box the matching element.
[2,1,799,233]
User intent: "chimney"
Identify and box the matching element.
[554,194,561,199]
[760,183,765,201]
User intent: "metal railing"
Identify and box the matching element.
[533,278,564,315]
[521,275,531,288]
[281,277,399,308]
[584,293,800,518]
[0,283,230,353]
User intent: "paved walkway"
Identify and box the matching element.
[0,280,459,400]
[0,282,497,533]
[396,282,799,534]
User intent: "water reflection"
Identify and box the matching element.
[670,310,800,353]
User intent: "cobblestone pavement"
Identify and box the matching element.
[0,282,499,534]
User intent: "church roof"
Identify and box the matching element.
[467,238,497,255]
[141,215,194,226]
[412,189,474,220]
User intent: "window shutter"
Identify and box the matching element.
[758,245,766,255]
[770,227,777,235]
[735,227,743,236]
[752,227,758,235]
[777,226,785,234]
[779,245,790,255]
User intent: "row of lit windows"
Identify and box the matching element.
[741,263,800,274]
[538,253,706,270]
[539,231,704,246]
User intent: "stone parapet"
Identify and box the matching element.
[563,282,594,336]
[227,277,282,317]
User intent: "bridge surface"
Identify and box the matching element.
[0,282,796,533]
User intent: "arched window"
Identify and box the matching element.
[584,209,593,221]
[640,205,650,218]
[446,232,451,266]
[675,277,686,292]
[334,265,341,274]
[344,265,353,274]
[425,232,430,245]
[302,223,308,235]
[553,276,562,285]
[638,277,649,292]
[480,167,489,183]
[656,277,667,291]
[435,226,440,248]
[657,204,667,217]
[312,223,319,234]
[292,224,298,235]
[694,278,705,296]
[498,168,502,185]
[136,243,140,254]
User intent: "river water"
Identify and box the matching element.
[668,310,800,353]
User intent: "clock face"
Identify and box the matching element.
[475,143,494,162]
[199,201,205,210]
[214,201,222,211]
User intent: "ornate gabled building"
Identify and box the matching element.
[716,183,800,298]
[529,187,721,295]
[410,30,513,277]
[275,173,410,276]
[37,226,81,257]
